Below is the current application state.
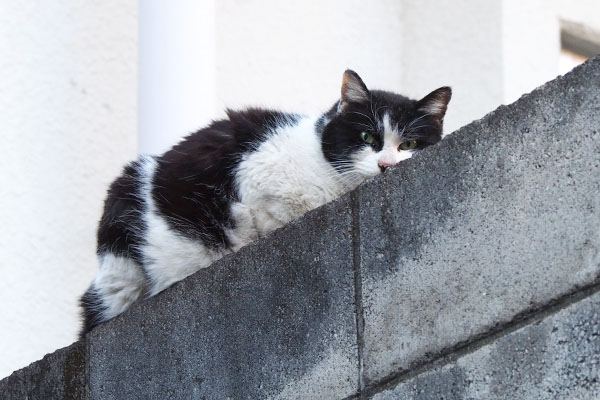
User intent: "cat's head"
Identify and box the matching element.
[322,70,451,182]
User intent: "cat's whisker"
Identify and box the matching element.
[404,124,436,138]
[369,100,378,124]
[351,121,375,131]
[345,111,375,126]
[408,114,430,127]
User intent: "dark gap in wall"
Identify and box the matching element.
[351,191,366,396]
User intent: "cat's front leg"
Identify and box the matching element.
[226,202,260,251]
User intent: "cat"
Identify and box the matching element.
[80,70,451,336]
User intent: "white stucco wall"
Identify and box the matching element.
[215,0,405,117]
[0,2,137,378]
[400,0,505,133]
[501,0,561,105]
[139,1,216,155]
[557,0,600,33]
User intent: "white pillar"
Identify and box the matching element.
[139,0,217,155]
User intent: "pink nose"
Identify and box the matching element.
[378,160,394,172]
[378,160,394,168]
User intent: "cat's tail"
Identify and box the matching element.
[79,284,106,339]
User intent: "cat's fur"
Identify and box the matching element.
[80,70,451,336]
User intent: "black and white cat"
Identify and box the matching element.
[80,70,451,335]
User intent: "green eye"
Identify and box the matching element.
[398,140,418,151]
[361,131,376,145]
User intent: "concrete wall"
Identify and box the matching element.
[1,55,598,400]
[0,1,138,379]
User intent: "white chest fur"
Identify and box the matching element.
[232,116,350,239]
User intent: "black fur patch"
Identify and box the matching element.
[96,161,146,264]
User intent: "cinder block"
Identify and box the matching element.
[371,291,600,399]
[358,57,600,384]
[88,196,359,399]
[0,341,87,400]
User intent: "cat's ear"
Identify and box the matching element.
[339,70,370,112]
[416,86,452,126]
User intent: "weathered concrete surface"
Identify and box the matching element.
[358,56,600,384]
[88,197,359,400]
[371,290,600,399]
[0,341,87,399]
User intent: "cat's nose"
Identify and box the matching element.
[378,160,394,172]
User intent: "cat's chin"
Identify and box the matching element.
[361,170,381,179]
[358,165,383,178]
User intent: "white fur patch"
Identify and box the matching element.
[225,202,258,252]
[93,253,147,321]
[351,147,381,177]
[233,116,353,237]
[382,114,400,148]
[138,156,226,296]
[382,113,414,165]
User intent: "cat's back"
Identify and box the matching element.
[97,108,307,259]
[150,108,304,244]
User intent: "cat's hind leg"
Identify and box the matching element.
[79,253,147,337]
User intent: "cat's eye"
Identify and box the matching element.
[398,140,418,151]
[361,131,376,145]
